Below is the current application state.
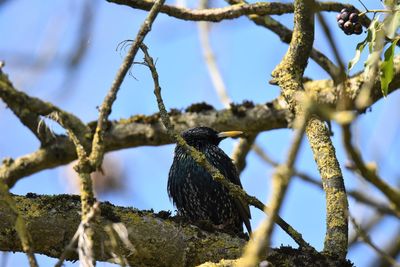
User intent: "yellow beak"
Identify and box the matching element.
[217,131,243,138]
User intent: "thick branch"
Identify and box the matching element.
[0,102,289,187]
[0,194,246,267]
[0,195,354,267]
[305,117,348,258]
[271,0,348,259]
[0,183,38,267]
[108,0,353,22]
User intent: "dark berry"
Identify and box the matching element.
[344,21,353,31]
[340,11,350,21]
[354,23,363,35]
[337,7,362,36]
[338,19,345,29]
[349,13,359,23]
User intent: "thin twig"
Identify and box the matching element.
[253,144,399,217]
[140,43,313,250]
[225,0,340,80]
[239,108,310,267]
[357,0,368,12]
[54,202,100,267]
[316,12,346,83]
[90,0,166,170]
[348,213,384,247]
[48,111,97,266]
[231,134,257,174]
[370,227,400,267]
[197,1,259,175]
[197,0,231,108]
[342,124,400,214]
[349,214,400,267]
[48,111,94,217]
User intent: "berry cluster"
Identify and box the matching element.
[337,8,363,35]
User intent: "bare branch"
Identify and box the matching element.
[197,1,231,108]
[225,0,340,80]
[253,145,399,217]
[108,0,354,22]
[370,227,400,267]
[239,107,310,266]
[271,0,348,259]
[0,183,38,267]
[0,194,246,267]
[342,124,400,214]
[231,135,257,174]
[0,100,288,188]
[348,213,384,247]
[349,215,400,267]
[90,0,166,170]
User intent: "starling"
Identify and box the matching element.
[168,127,252,234]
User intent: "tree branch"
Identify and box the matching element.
[225,0,340,80]
[90,0,165,171]
[0,100,289,188]
[0,194,354,267]
[0,194,246,267]
[231,134,257,174]
[271,0,348,259]
[349,214,400,267]
[107,0,354,22]
[342,124,400,214]
[0,184,38,267]
[253,145,399,218]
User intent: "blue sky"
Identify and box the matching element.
[1,0,399,266]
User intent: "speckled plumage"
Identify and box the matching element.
[168,127,251,234]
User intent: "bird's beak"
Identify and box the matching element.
[217,131,243,139]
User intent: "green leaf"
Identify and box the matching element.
[363,19,386,81]
[368,18,381,53]
[380,38,399,96]
[348,29,372,71]
[383,10,400,38]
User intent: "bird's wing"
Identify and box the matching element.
[230,166,252,234]
[217,149,252,234]
[234,198,252,234]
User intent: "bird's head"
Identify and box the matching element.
[181,127,243,146]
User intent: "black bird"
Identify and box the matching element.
[168,127,251,234]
